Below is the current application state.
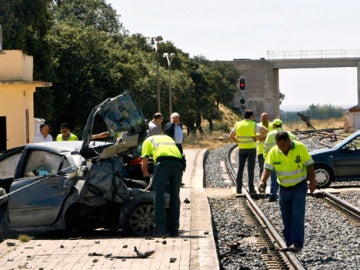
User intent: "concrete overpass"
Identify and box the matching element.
[231,50,360,120]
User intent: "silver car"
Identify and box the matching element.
[0,92,155,237]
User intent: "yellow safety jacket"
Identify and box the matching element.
[263,128,297,158]
[234,119,257,149]
[264,140,314,187]
[141,135,182,162]
[56,133,78,141]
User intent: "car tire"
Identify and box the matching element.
[119,192,154,236]
[314,164,333,188]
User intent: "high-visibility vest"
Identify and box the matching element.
[264,140,313,187]
[56,133,78,141]
[234,119,257,149]
[264,128,297,158]
[141,135,182,162]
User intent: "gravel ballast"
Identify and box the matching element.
[205,142,360,270]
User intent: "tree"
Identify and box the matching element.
[53,0,124,34]
[191,57,240,132]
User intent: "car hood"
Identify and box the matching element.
[310,148,332,156]
[81,91,147,159]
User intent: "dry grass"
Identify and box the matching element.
[183,104,239,150]
[283,117,345,131]
[183,106,345,150]
[17,234,33,242]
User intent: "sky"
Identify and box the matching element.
[107,0,360,109]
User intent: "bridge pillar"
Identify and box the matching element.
[358,62,360,105]
[232,59,280,120]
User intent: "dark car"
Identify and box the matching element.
[0,92,156,237]
[310,130,360,188]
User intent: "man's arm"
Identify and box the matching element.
[258,169,271,192]
[307,164,316,193]
[256,126,268,141]
[91,132,110,140]
[229,130,238,143]
[141,157,150,178]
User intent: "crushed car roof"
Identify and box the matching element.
[81,91,147,159]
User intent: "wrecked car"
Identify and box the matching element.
[0,91,156,237]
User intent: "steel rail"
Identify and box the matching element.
[318,190,360,220]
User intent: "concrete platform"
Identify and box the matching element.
[0,148,219,270]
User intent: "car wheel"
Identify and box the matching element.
[119,193,154,236]
[314,164,333,188]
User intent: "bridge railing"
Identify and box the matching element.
[267,49,360,59]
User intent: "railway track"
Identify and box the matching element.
[208,130,360,269]
[225,144,305,270]
[313,190,360,223]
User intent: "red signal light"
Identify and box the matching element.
[240,79,245,90]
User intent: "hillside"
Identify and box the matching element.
[183,105,345,150]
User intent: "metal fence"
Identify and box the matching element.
[267,49,360,59]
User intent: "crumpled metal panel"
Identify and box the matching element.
[81,91,147,158]
[83,157,130,202]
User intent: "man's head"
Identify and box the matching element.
[275,131,291,154]
[243,110,254,120]
[260,112,270,127]
[40,124,50,136]
[153,112,163,125]
[60,122,71,137]
[260,112,269,124]
[170,112,180,124]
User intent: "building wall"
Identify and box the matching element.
[0,84,35,148]
[344,111,360,133]
[0,50,33,81]
[0,50,50,150]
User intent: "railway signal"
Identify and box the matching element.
[239,79,245,90]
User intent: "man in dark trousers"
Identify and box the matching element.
[229,110,267,197]
[141,135,184,237]
[164,112,183,154]
[258,131,316,252]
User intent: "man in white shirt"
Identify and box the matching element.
[33,124,53,143]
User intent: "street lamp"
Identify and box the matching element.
[150,36,163,112]
[163,52,175,115]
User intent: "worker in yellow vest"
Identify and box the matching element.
[256,112,272,179]
[56,122,78,141]
[258,131,316,252]
[263,119,298,202]
[141,135,185,237]
[229,110,267,197]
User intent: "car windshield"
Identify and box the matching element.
[343,135,360,151]
[23,150,70,177]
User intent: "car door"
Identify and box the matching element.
[8,149,74,227]
[0,146,24,193]
[333,135,360,179]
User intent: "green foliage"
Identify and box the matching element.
[1,0,240,138]
[306,104,346,119]
[0,0,55,120]
[280,104,346,123]
[53,0,123,33]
